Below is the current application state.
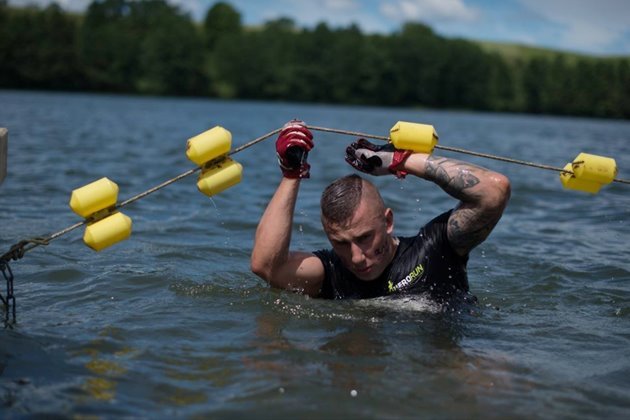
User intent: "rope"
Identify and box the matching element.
[1,124,628,261]
[0,128,282,262]
[307,125,630,184]
[1,123,628,324]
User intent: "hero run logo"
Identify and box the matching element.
[388,264,424,293]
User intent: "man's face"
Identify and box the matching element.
[324,199,394,281]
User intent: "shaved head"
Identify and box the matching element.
[320,174,385,228]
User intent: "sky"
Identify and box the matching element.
[9,0,630,56]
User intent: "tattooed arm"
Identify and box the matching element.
[400,154,511,256]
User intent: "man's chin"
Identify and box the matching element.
[354,269,380,282]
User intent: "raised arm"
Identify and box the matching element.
[402,154,510,255]
[345,139,510,256]
[250,121,325,296]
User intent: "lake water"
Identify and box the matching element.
[1,90,629,418]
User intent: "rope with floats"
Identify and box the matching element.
[0,128,282,261]
[309,125,629,184]
[1,121,627,325]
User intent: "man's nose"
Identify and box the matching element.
[350,242,365,265]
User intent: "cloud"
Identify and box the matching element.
[322,0,359,11]
[7,0,630,54]
[380,0,478,24]
[519,0,630,51]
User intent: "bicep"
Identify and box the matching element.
[446,171,511,255]
[267,251,325,297]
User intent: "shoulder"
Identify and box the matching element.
[424,210,453,229]
[266,251,326,298]
[314,247,347,267]
[405,210,461,256]
[419,210,453,242]
[393,210,460,265]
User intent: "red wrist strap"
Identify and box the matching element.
[388,149,413,178]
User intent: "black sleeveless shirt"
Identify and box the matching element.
[314,210,470,302]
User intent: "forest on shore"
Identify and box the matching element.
[1,0,629,119]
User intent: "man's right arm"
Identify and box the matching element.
[250,120,324,297]
[250,177,325,297]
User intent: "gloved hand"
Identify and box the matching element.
[276,120,314,179]
[345,138,412,178]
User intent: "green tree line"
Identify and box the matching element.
[1,0,629,118]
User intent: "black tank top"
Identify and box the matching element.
[314,210,470,302]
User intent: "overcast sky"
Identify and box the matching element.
[10,0,630,56]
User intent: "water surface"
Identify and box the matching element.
[1,90,629,418]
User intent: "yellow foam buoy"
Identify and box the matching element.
[186,126,232,166]
[571,152,617,185]
[197,158,243,197]
[69,177,119,218]
[559,153,617,194]
[83,212,132,251]
[389,121,439,154]
[559,163,602,194]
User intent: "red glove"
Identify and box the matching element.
[276,120,314,179]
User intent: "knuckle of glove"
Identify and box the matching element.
[287,132,313,150]
[345,156,367,173]
[280,122,313,141]
[356,138,379,151]
[277,131,313,152]
[345,150,374,174]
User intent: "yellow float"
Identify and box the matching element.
[83,212,132,252]
[560,153,617,194]
[197,158,243,197]
[389,121,439,154]
[186,126,232,166]
[69,177,119,218]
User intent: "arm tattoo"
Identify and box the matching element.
[426,156,483,199]
[448,206,501,253]
[425,156,507,254]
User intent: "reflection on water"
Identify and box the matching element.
[237,295,536,418]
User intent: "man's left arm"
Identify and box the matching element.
[344,139,510,256]
[401,153,511,256]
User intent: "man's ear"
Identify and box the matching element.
[385,208,394,234]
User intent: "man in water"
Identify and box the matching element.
[251,120,510,302]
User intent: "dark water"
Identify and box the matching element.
[1,90,629,418]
